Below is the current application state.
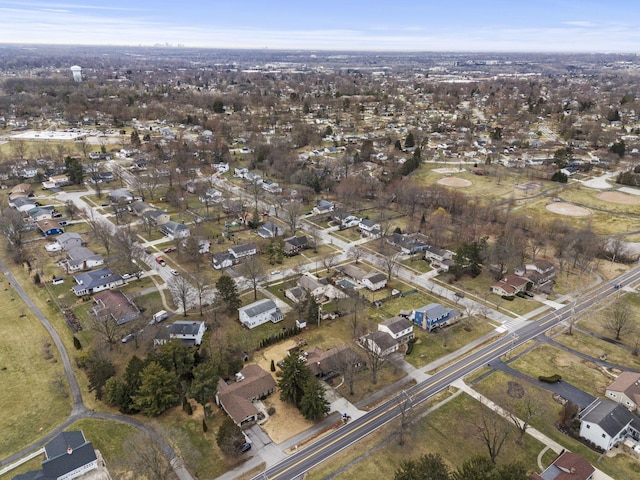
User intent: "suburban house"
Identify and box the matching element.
[333,211,359,229]
[212,243,257,269]
[297,273,347,304]
[216,364,276,427]
[530,451,595,480]
[213,162,229,174]
[42,174,70,189]
[358,218,381,238]
[66,246,104,272]
[129,200,154,216]
[107,188,135,203]
[579,399,640,451]
[424,244,455,264]
[360,317,414,357]
[257,221,285,239]
[10,195,36,212]
[283,235,309,256]
[161,221,190,239]
[337,264,387,291]
[168,321,206,346]
[387,233,429,255]
[46,232,85,252]
[238,299,284,329]
[410,303,460,332]
[490,274,531,297]
[199,187,223,204]
[285,286,307,304]
[514,259,556,287]
[21,167,38,179]
[606,372,640,413]
[72,267,124,296]
[261,179,282,193]
[234,167,249,178]
[12,430,99,480]
[91,290,139,325]
[313,199,335,215]
[28,205,55,222]
[37,219,64,236]
[304,344,364,378]
[9,183,32,198]
[142,209,171,226]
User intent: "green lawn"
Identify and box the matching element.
[0,277,71,459]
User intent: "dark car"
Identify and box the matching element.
[454,292,464,298]
[239,442,252,454]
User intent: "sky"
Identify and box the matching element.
[0,0,639,53]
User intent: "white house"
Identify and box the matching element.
[161,221,190,239]
[358,218,381,237]
[362,272,387,291]
[14,431,99,480]
[213,162,229,174]
[168,321,206,346]
[238,299,283,329]
[313,199,335,215]
[66,246,104,272]
[72,267,124,296]
[359,316,414,357]
[579,399,640,451]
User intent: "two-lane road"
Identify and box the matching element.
[254,266,640,479]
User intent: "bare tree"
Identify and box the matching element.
[467,402,512,464]
[380,247,402,281]
[283,201,303,236]
[239,255,266,300]
[122,432,175,480]
[113,224,141,270]
[396,389,412,446]
[168,275,194,316]
[349,246,364,264]
[366,348,386,385]
[321,253,338,273]
[338,347,363,396]
[604,303,634,341]
[0,206,27,250]
[503,389,544,444]
[91,312,122,351]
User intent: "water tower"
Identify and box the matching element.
[70,65,82,83]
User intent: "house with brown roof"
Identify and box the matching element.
[606,371,640,413]
[304,345,364,378]
[530,451,594,480]
[92,290,140,325]
[216,364,276,427]
[490,274,531,297]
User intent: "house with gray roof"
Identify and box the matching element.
[129,200,153,216]
[142,209,170,226]
[66,246,104,272]
[238,299,283,329]
[72,267,124,296]
[168,320,206,346]
[257,221,285,239]
[10,195,36,212]
[360,317,414,357]
[161,221,190,239]
[579,399,640,451]
[411,303,460,332]
[13,430,98,480]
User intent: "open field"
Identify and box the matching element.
[0,274,71,459]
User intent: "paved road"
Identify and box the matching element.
[0,258,194,480]
[250,266,640,479]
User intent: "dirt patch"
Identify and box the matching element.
[545,202,591,217]
[437,177,473,187]
[507,381,525,398]
[252,338,315,444]
[595,191,640,205]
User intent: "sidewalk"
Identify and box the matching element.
[451,379,615,480]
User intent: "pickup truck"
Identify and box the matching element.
[155,256,166,266]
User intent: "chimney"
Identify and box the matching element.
[67,445,73,455]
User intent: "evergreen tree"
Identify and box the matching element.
[85,351,115,400]
[132,361,179,416]
[299,376,330,420]
[270,359,276,372]
[277,353,311,407]
[212,99,225,113]
[405,132,415,148]
[216,417,245,455]
[394,453,450,480]
[394,139,403,150]
[64,156,84,184]
[189,360,219,413]
[216,275,241,311]
[73,336,82,350]
[306,296,320,326]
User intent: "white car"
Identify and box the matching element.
[271,270,281,276]
[170,269,179,276]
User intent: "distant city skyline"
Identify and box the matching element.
[1,0,639,53]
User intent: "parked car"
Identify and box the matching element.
[163,246,177,253]
[523,291,534,298]
[238,442,252,454]
[121,333,134,344]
